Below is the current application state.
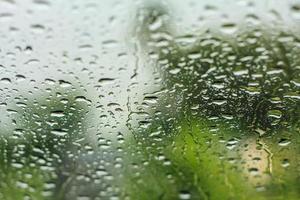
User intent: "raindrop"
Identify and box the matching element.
[291,4,300,19]
[98,78,115,85]
[0,77,11,84]
[221,22,237,34]
[50,110,65,117]
[278,138,291,147]
[58,80,72,88]
[179,191,191,200]
[51,129,68,137]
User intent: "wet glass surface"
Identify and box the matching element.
[0,0,299,199]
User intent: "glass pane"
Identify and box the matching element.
[0,0,299,199]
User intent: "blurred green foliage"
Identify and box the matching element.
[122,2,300,200]
[0,86,88,200]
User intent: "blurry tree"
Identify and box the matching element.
[0,85,89,200]
[122,1,300,199]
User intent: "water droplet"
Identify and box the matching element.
[278,138,291,147]
[50,110,65,117]
[51,129,68,136]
